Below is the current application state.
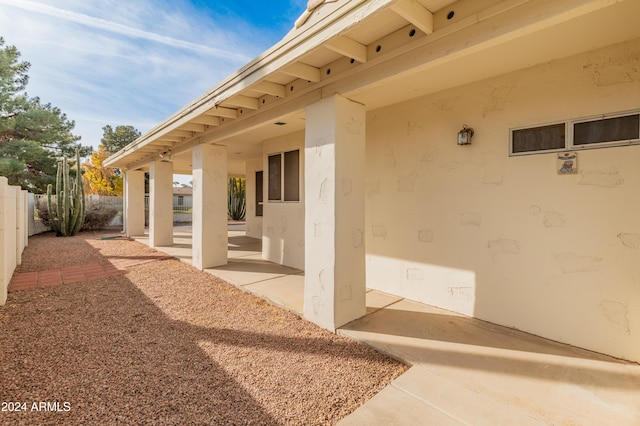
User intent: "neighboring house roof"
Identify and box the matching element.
[105,0,640,172]
[173,187,193,195]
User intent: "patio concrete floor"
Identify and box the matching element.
[134,225,640,425]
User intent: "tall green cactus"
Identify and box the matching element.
[228,177,246,220]
[47,149,86,236]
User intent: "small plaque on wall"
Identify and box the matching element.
[557,151,577,175]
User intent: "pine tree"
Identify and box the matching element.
[0,37,90,193]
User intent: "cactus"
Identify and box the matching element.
[47,149,86,236]
[228,177,246,221]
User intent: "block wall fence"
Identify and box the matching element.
[0,177,29,305]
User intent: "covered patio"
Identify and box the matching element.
[105,0,640,364]
[131,225,640,425]
[132,224,306,314]
[103,0,640,420]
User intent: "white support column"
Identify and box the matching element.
[124,170,146,237]
[149,161,173,247]
[304,94,366,331]
[192,144,228,270]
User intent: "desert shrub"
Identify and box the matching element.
[35,197,53,226]
[82,201,118,231]
[36,198,118,231]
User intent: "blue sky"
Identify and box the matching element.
[0,0,307,151]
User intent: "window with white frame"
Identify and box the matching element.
[268,149,299,202]
[510,110,640,156]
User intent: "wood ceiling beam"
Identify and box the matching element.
[222,94,259,110]
[179,123,206,132]
[157,136,183,142]
[326,36,368,63]
[168,129,193,138]
[251,81,287,98]
[391,0,433,35]
[190,115,221,126]
[282,61,321,82]
[204,106,238,119]
[153,140,175,146]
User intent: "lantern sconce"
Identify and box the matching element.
[457,125,474,145]
[158,149,172,161]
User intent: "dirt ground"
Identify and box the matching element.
[1,231,406,425]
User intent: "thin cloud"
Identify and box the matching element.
[0,0,300,153]
[0,0,251,62]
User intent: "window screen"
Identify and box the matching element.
[512,123,565,154]
[268,154,281,201]
[284,150,300,202]
[573,114,640,146]
[255,171,263,216]
[266,150,301,202]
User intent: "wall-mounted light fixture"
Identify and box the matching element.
[158,149,172,160]
[457,125,474,145]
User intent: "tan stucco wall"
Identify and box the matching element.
[365,38,640,362]
[262,131,305,270]
[245,158,263,240]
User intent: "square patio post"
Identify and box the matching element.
[304,94,366,331]
[124,170,145,237]
[149,161,173,247]
[192,143,228,270]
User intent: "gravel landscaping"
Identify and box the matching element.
[1,231,406,425]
